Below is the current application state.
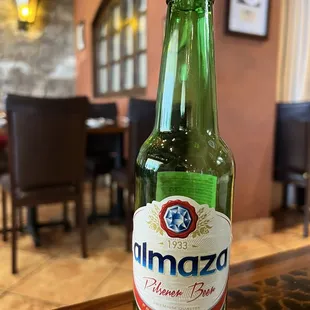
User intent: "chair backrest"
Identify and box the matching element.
[127,98,156,181]
[6,94,88,192]
[88,103,117,121]
[87,103,118,156]
[281,119,308,174]
[274,102,310,180]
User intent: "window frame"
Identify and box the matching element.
[92,0,147,98]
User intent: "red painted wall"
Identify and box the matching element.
[75,0,280,222]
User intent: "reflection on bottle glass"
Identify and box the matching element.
[133,1,235,309]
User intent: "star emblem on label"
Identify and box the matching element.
[159,200,198,238]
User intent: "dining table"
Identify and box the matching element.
[86,121,128,224]
[57,245,310,310]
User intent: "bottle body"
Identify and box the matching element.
[133,1,235,309]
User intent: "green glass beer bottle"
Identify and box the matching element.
[132,0,235,309]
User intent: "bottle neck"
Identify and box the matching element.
[155,0,219,135]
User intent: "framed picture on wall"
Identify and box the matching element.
[76,21,85,51]
[226,0,271,39]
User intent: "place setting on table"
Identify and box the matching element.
[86,117,115,128]
[86,114,129,133]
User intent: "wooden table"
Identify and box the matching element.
[86,123,128,224]
[87,124,127,135]
[57,246,310,310]
[86,123,127,170]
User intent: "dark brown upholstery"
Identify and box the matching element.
[274,102,310,182]
[274,103,310,210]
[278,119,310,237]
[273,103,310,237]
[111,98,156,251]
[1,94,88,274]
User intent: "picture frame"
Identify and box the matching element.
[76,21,85,51]
[226,0,271,39]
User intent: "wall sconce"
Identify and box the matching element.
[14,0,39,30]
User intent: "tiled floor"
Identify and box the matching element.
[0,186,309,309]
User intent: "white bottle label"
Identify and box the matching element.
[133,196,232,310]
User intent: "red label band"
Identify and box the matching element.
[212,285,227,310]
[133,281,227,310]
[134,282,152,310]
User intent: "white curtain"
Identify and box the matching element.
[277,0,310,103]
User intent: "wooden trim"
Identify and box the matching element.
[230,245,310,276]
[92,0,147,98]
[95,87,146,99]
[57,291,134,310]
[96,50,146,68]
[229,245,310,288]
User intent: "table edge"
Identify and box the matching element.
[56,245,310,309]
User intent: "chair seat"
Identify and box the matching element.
[111,168,128,188]
[0,174,77,206]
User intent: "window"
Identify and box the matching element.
[93,0,147,97]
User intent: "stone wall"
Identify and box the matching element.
[0,0,75,108]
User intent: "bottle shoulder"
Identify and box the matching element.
[136,131,235,177]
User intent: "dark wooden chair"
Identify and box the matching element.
[86,103,118,222]
[110,98,156,251]
[1,95,88,274]
[274,102,310,208]
[279,119,310,237]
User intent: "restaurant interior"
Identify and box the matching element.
[0,0,310,309]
